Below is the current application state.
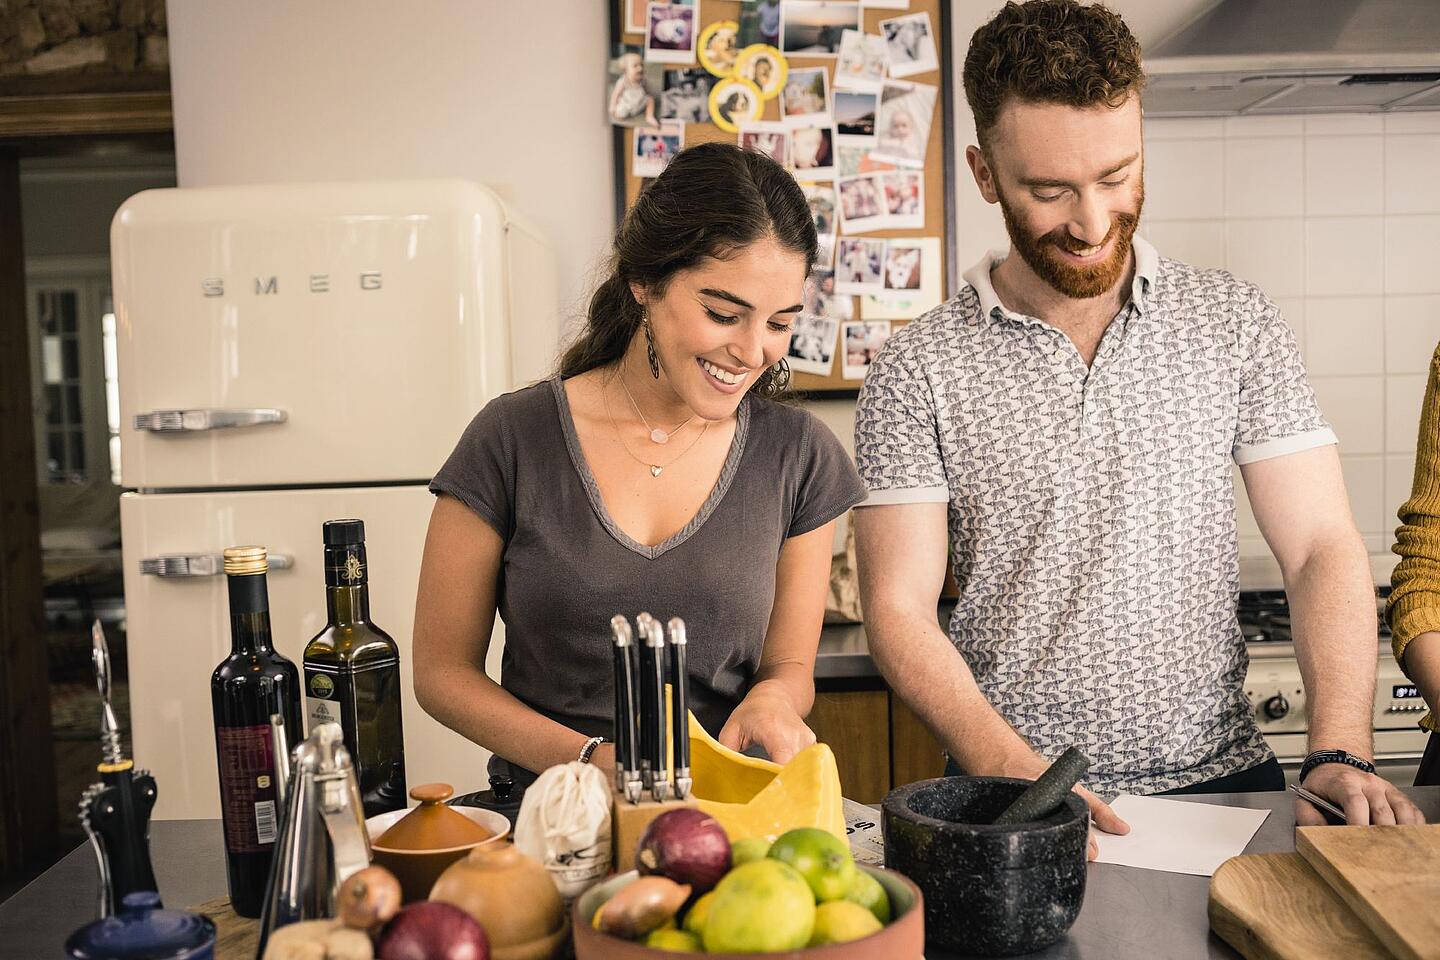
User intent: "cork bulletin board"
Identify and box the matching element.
[610,1,957,397]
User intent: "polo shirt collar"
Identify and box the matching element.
[963,234,1159,322]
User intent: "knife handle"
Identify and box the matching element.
[646,618,669,802]
[667,618,691,800]
[636,614,658,791]
[610,616,637,796]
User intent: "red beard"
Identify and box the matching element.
[998,186,1144,300]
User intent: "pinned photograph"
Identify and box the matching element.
[835,29,889,91]
[787,312,840,376]
[881,169,923,229]
[737,0,782,48]
[660,68,715,123]
[838,172,888,233]
[842,320,892,380]
[873,79,936,167]
[736,43,787,100]
[698,20,740,77]
[862,0,910,8]
[801,182,837,267]
[624,0,649,34]
[863,237,942,320]
[781,67,830,121]
[835,90,879,143]
[738,121,790,167]
[835,236,886,295]
[634,122,685,178]
[805,269,853,319]
[781,1,861,57]
[789,122,836,181]
[647,2,698,65]
[708,76,764,133]
[880,11,938,78]
[608,47,664,127]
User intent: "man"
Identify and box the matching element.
[853,0,1423,848]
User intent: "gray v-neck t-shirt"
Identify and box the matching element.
[429,377,865,764]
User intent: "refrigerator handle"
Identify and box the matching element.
[132,408,287,433]
[139,553,294,578]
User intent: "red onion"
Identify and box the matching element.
[636,808,732,894]
[376,901,489,960]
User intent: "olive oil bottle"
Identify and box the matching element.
[303,519,406,817]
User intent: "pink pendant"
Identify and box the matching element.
[650,465,663,477]
[650,428,670,444]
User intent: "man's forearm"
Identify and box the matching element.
[866,605,1030,771]
[1287,537,1378,758]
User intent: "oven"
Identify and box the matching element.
[1240,588,1431,788]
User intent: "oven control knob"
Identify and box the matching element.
[1263,694,1290,720]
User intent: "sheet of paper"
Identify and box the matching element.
[1092,794,1270,876]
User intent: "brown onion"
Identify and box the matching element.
[338,865,402,933]
[596,876,692,940]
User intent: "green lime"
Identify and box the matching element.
[645,927,703,952]
[844,868,892,924]
[703,859,816,953]
[730,836,770,866]
[767,827,857,902]
[682,890,716,936]
[808,900,883,946]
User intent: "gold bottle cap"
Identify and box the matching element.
[223,546,269,575]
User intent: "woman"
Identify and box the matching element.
[414,143,865,789]
[1388,342,1440,786]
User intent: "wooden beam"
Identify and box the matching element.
[0,147,59,876]
[0,92,172,139]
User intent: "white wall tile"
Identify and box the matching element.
[1225,138,1303,217]
[1385,136,1440,215]
[1143,139,1224,220]
[1145,118,1225,141]
[1273,297,1306,359]
[1312,376,1385,454]
[1386,296,1440,374]
[1224,116,1304,138]
[1388,374,1428,453]
[1386,454,1418,532]
[1305,114,1384,137]
[1386,216,1440,295]
[1306,217,1384,297]
[1341,455,1387,534]
[1305,136,1384,216]
[1386,114,1440,135]
[1227,219,1305,297]
[1306,297,1384,376]
[1144,220,1225,270]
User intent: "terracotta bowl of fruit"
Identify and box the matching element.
[365,783,510,902]
[573,811,924,959]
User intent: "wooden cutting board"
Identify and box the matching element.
[1296,824,1440,960]
[191,897,259,960]
[1209,852,1394,960]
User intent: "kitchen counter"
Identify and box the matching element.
[10,787,1440,959]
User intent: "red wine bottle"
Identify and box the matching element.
[212,546,303,918]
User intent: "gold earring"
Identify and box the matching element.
[643,315,660,379]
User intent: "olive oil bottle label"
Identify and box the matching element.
[303,658,406,816]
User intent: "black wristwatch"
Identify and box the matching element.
[1299,749,1375,783]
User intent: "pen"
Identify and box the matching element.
[667,617,691,801]
[1288,783,1348,824]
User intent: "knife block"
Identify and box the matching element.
[610,788,698,872]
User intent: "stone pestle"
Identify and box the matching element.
[991,747,1091,825]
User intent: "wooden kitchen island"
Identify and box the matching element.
[8,788,1439,959]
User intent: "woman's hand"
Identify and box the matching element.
[718,684,816,764]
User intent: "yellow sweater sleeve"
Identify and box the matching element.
[1387,342,1440,733]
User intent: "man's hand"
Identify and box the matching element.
[1297,763,1427,825]
[978,749,1131,859]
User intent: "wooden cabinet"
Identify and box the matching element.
[808,687,946,804]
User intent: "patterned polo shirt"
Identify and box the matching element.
[854,236,1337,797]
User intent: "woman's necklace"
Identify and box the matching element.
[619,365,695,444]
[605,382,709,477]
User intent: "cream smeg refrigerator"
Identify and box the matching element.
[113,181,558,820]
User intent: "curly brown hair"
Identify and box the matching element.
[963,0,1144,150]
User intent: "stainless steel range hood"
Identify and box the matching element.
[1144,0,1440,116]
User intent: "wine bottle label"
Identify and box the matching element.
[216,725,279,853]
